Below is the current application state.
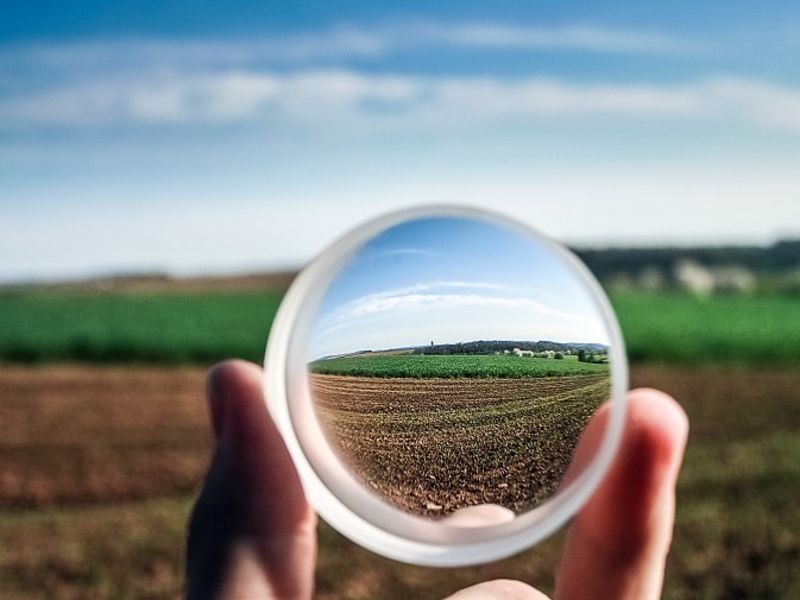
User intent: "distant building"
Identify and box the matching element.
[674,259,756,295]
[713,266,756,293]
[675,259,715,296]
[638,266,665,291]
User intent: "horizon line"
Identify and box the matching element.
[310,339,610,362]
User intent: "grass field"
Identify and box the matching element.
[310,353,609,378]
[611,291,800,363]
[1,289,799,365]
[1,364,797,598]
[0,291,283,364]
[312,373,609,515]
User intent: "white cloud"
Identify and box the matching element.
[314,281,590,342]
[0,22,689,73]
[338,292,579,322]
[0,70,419,125]
[367,248,442,260]
[0,28,388,70]
[310,284,609,357]
[398,281,515,294]
[415,23,691,54]
[701,78,800,132]
[2,68,799,134]
[0,72,283,124]
[2,23,795,133]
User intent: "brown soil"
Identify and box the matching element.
[0,364,798,599]
[0,365,211,507]
[2,364,797,512]
[310,373,611,516]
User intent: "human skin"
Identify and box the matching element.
[185,360,688,599]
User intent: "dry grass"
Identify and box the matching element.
[0,365,798,598]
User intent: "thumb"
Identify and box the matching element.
[186,360,316,600]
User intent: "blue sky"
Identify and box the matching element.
[308,216,609,359]
[2,2,800,282]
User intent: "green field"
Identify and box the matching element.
[310,353,609,378]
[612,292,800,363]
[1,289,799,365]
[0,291,283,364]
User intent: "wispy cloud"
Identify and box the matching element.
[379,281,516,296]
[414,22,692,54]
[313,280,583,341]
[0,20,700,129]
[3,67,799,134]
[0,72,283,124]
[316,281,503,333]
[3,22,795,134]
[340,292,576,322]
[0,29,387,72]
[0,22,691,73]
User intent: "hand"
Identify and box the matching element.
[185,360,688,599]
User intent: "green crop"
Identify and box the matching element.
[0,291,282,364]
[611,291,800,364]
[310,354,609,378]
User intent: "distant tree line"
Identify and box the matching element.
[413,340,607,356]
[574,240,800,283]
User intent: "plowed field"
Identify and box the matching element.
[310,373,611,516]
[1,365,798,598]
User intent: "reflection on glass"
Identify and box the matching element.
[306,216,611,518]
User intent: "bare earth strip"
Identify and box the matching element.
[310,373,611,516]
[0,365,211,508]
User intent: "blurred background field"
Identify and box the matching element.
[1,258,799,598]
[3,242,800,366]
